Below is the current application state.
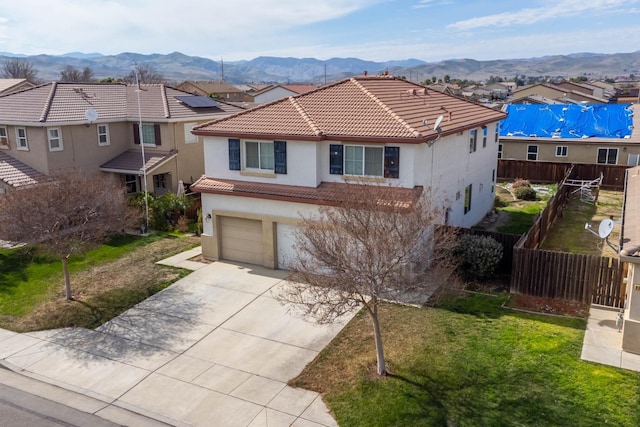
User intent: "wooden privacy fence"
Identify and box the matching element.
[511,248,626,308]
[498,160,629,190]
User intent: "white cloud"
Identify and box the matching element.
[448,0,638,30]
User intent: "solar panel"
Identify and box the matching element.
[175,95,220,108]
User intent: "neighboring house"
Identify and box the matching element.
[0,82,243,193]
[176,81,251,102]
[498,104,639,166]
[511,83,613,104]
[252,84,317,104]
[620,165,640,354]
[0,79,34,96]
[192,76,506,268]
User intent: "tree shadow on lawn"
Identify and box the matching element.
[0,247,42,293]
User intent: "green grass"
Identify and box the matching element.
[0,233,174,318]
[292,294,640,427]
[496,201,547,234]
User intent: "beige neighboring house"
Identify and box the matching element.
[176,81,251,103]
[192,76,506,268]
[0,82,243,194]
[511,83,613,104]
[0,79,34,96]
[252,84,317,104]
[498,103,640,166]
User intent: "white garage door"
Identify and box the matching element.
[277,223,298,270]
[220,217,263,265]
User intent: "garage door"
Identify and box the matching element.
[220,217,263,265]
[277,223,297,270]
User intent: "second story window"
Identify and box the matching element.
[555,146,568,157]
[527,145,538,161]
[469,129,477,153]
[98,125,110,146]
[495,123,500,143]
[246,141,274,170]
[498,143,503,159]
[597,147,618,165]
[482,126,488,148]
[16,127,28,150]
[345,145,384,176]
[133,123,161,146]
[0,126,7,149]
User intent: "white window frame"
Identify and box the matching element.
[184,122,197,144]
[16,127,28,151]
[498,143,503,159]
[469,129,477,153]
[597,147,618,165]
[464,183,472,215]
[555,145,568,157]
[141,123,157,146]
[47,128,64,152]
[0,126,8,149]
[245,141,274,171]
[482,126,487,148]
[97,124,110,146]
[627,153,640,166]
[344,144,384,177]
[124,174,138,193]
[494,123,500,143]
[527,145,538,161]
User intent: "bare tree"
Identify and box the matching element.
[124,63,165,84]
[60,65,95,82]
[278,183,459,376]
[2,58,38,83]
[0,172,139,301]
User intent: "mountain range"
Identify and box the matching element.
[1,51,640,84]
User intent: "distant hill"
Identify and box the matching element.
[1,51,639,84]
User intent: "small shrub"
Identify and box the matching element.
[454,234,503,280]
[494,196,507,208]
[514,186,537,201]
[512,178,531,189]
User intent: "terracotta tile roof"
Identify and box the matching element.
[180,81,245,95]
[0,152,47,188]
[621,166,640,257]
[280,84,318,94]
[0,79,32,95]
[191,177,423,208]
[0,83,243,124]
[99,149,177,174]
[194,76,506,143]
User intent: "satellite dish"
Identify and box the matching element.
[434,115,443,131]
[85,108,98,122]
[598,219,614,239]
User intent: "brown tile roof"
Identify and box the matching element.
[193,76,506,144]
[191,177,423,208]
[0,152,47,188]
[621,166,640,258]
[99,149,177,174]
[280,84,318,95]
[0,83,243,124]
[179,81,245,95]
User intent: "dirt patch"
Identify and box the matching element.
[507,294,589,318]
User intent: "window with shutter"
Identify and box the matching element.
[384,146,400,178]
[274,140,287,174]
[329,144,343,175]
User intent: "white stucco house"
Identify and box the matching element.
[192,75,507,269]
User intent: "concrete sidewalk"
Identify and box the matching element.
[581,305,640,371]
[0,253,357,426]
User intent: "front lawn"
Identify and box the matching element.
[291,293,640,426]
[0,233,199,331]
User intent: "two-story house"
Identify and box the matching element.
[498,103,640,166]
[191,76,506,269]
[0,82,243,194]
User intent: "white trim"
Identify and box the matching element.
[244,140,274,171]
[47,127,64,152]
[527,144,538,161]
[16,127,28,151]
[555,145,568,157]
[184,122,197,144]
[596,147,618,165]
[344,144,384,177]
[97,124,110,146]
[0,126,8,149]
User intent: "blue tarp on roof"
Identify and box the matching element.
[500,104,634,139]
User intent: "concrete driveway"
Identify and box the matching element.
[0,258,357,426]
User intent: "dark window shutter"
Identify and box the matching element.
[274,140,287,174]
[133,123,140,145]
[329,144,343,175]
[154,124,161,146]
[228,138,241,170]
[384,146,400,178]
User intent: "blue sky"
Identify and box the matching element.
[1,0,639,62]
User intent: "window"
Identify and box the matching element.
[48,128,63,151]
[597,148,618,165]
[482,126,487,148]
[0,126,7,149]
[494,123,500,143]
[628,153,640,166]
[184,122,197,144]
[469,129,477,153]
[133,123,161,146]
[527,145,538,161]
[124,174,138,193]
[246,141,274,170]
[464,184,472,214]
[497,143,503,159]
[491,169,496,194]
[16,127,28,150]
[153,174,167,189]
[555,146,568,157]
[98,124,110,146]
[345,145,384,176]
